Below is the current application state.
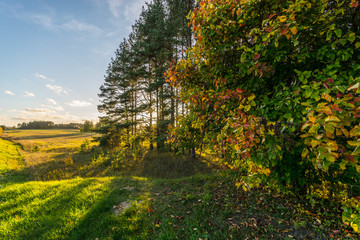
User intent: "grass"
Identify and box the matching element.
[1,129,359,239]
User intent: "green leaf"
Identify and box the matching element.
[356,42,360,49]
[335,29,342,38]
[340,39,347,45]
[326,31,332,41]
[304,89,312,98]
[348,141,360,146]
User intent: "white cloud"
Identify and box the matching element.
[107,0,145,21]
[34,73,54,82]
[25,107,53,113]
[48,105,64,111]
[60,19,101,34]
[123,0,146,22]
[46,84,69,95]
[46,98,57,105]
[25,91,35,97]
[5,90,15,96]
[31,14,54,29]
[66,100,92,107]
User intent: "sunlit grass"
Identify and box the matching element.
[1,129,355,239]
[0,138,23,175]
[0,176,152,240]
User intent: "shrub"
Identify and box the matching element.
[79,139,91,152]
[168,0,360,231]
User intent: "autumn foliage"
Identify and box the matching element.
[167,0,360,231]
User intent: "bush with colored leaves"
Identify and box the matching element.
[167,0,360,231]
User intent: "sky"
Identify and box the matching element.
[0,0,148,127]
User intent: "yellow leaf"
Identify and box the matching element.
[342,128,349,137]
[324,116,341,122]
[248,94,256,101]
[301,148,309,158]
[328,141,338,151]
[278,16,287,22]
[311,139,319,148]
[348,140,360,146]
[325,131,334,139]
[351,222,359,233]
[275,40,279,47]
[290,26,297,35]
[336,128,343,136]
[309,116,316,123]
[321,94,332,102]
[340,161,347,170]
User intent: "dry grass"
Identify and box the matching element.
[3,129,98,180]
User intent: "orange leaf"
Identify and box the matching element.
[309,116,316,123]
[254,53,260,61]
[350,1,359,8]
[290,26,297,35]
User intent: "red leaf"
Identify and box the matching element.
[332,105,342,112]
[336,93,343,98]
[354,98,360,102]
[236,88,244,93]
[265,27,272,33]
[224,95,230,99]
[254,53,260,61]
[350,1,359,7]
[345,154,355,163]
[244,122,251,128]
[268,13,276,19]
[325,78,334,84]
[280,28,288,35]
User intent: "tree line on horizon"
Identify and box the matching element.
[14,120,98,132]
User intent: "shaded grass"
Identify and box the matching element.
[1,129,359,239]
[1,174,357,240]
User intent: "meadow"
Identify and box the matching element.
[0,129,358,239]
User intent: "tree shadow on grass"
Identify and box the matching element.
[2,149,221,187]
[137,151,219,179]
[65,177,151,240]
[1,179,106,240]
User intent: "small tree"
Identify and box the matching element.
[0,126,3,135]
[80,120,94,132]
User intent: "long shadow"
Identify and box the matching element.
[64,177,149,240]
[5,179,100,240]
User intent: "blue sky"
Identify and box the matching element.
[0,0,147,126]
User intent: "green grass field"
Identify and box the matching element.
[0,129,358,239]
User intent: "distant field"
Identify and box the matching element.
[2,129,98,181]
[3,129,96,151]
